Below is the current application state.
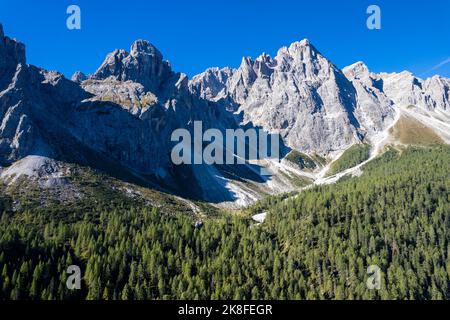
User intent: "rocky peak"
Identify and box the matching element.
[343,61,380,91]
[91,49,129,81]
[424,76,450,110]
[288,39,314,53]
[274,39,338,81]
[189,67,235,101]
[190,38,364,155]
[237,57,258,86]
[253,53,275,78]
[92,40,173,93]
[369,70,450,112]
[71,71,87,83]
[343,61,370,80]
[0,24,27,92]
[276,39,318,62]
[130,39,163,59]
[0,24,26,67]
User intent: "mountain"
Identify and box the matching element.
[0,23,449,209]
[344,63,450,141]
[191,40,366,157]
[0,25,304,209]
[191,41,450,159]
[71,71,87,83]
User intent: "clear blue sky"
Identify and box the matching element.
[1,0,449,78]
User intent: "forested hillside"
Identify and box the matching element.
[0,146,449,300]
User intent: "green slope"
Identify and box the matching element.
[328,143,371,176]
[0,146,449,300]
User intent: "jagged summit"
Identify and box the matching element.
[298,38,311,46]
[130,39,163,58]
[0,23,27,94]
[288,38,315,51]
[343,61,371,80]
[344,61,369,71]
[91,39,174,93]
[0,24,449,208]
[0,23,26,67]
[276,38,320,59]
[71,71,87,83]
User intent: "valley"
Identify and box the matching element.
[0,21,449,301]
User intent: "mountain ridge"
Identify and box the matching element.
[0,23,449,208]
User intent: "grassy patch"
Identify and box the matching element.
[310,153,327,167]
[328,143,371,176]
[390,115,444,146]
[285,150,317,170]
[279,171,313,188]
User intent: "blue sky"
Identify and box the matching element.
[0,0,449,78]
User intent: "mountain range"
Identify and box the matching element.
[0,23,449,210]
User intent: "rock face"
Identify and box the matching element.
[0,25,264,206]
[0,23,449,207]
[343,63,450,143]
[91,40,175,97]
[71,71,87,83]
[343,62,395,139]
[0,26,169,174]
[191,40,450,156]
[80,39,238,179]
[0,24,26,66]
[375,71,450,112]
[0,27,50,166]
[0,24,26,91]
[191,40,365,156]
